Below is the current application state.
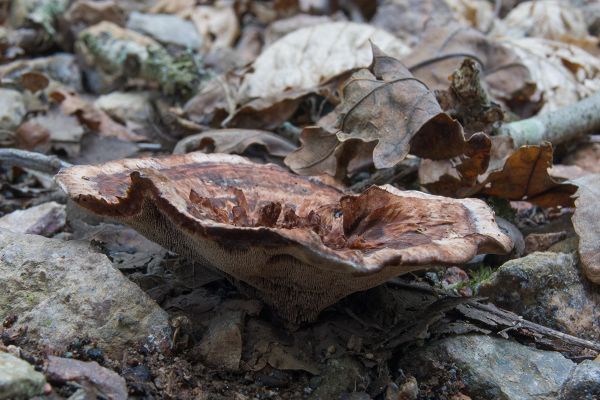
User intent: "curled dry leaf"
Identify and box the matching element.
[50,89,145,142]
[500,37,600,113]
[238,21,411,103]
[572,174,600,284]
[404,24,533,107]
[420,141,577,207]
[495,0,597,50]
[172,129,297,158]
[286,46,473,177]
[56,153,512,322]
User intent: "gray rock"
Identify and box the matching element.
[46,356,127,400]
[0,89,25,130]
[0,201,66,236]
[310,356,367,400]
[559,360,600,400]
[399,335,575,400]
[196,309,244,371]
[479,252,600,341]
[0,351,46,400]
[127,12,201,49]
[0,229,171,358]
[94,91,154,126]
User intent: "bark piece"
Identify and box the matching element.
[56,153,512,322]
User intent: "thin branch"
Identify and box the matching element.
[387,278,600,353]
[497,91,600,147]
[0,148,71,175]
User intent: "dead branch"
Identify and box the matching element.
[0,148,72,175]
[497,91,600,147]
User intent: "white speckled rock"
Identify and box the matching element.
[0,229,171,358]
[0,352,46,400]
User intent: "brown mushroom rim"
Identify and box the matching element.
[56,153,513,274]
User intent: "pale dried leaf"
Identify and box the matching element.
[494,0,597,50]
[239,22,411,102]
[502,37,600,112]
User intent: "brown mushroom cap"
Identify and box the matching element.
[56,152,512,322]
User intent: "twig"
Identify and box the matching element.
[350,156,419,192]
[387,278,600,353]
[0,148,71,175]
[496,91,600,147]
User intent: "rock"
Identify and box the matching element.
[195,309,244,371]
[0,229,171,357]
[127,12,202,49]
[399,335,575,400]
[0,202,66,236]
[310,356,367,400]
[559,360,600,400]
[0,89,26,130]
[479,252,600,341]
[94,91,154,126]
[0,351,46,400]
[46,356,127,400]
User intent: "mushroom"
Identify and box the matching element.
[56,153,512,322]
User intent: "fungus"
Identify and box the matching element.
[56,153,512,322]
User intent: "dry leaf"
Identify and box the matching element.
[56,152,511,322]
[404,24,533,106]
[50,89,145,142]
[20,71,49,92]
[501,37,600,112]
[14,120,50,152]
[238,21,411,102]
[421,141,577,207]
[572,174,600,283]
[494,0,597,50]
[286,46,470,177]
[372,0,455,47]
[191,4,239,51]
[173,129,297,158]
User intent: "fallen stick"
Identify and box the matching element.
[497,91,600,147]
[387,279,600,353]
[0,148,71,175]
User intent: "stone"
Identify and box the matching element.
[196,309,244,371]
[399,335,575,400]
[310,356,367,400]
[94,91,154,126]
[0,201,66,236]
[126,12,201,49]
[46,356,127,400]
[0,89,26,131]
[0,351,46,400]
[559,360,600,400]
[0,229,171,358]
[479,252,600,341]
